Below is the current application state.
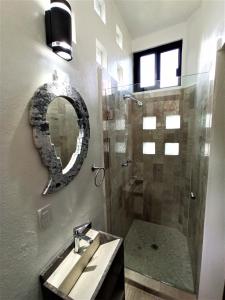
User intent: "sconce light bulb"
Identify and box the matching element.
[56,51,72,61]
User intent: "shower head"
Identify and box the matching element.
[123,93,143,107]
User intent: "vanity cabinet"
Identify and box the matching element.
[40,231,125,300]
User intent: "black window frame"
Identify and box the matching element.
[133,40,182,92]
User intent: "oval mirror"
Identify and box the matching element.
[46,97,80,171]
[29,81,90,195]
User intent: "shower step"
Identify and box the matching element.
[125,268,196,300]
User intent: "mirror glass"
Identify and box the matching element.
[46,97,80,169]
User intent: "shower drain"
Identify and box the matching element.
[151,243,159,250]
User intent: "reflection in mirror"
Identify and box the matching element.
[46,97,80,170]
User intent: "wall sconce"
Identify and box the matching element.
[45,0,73,61]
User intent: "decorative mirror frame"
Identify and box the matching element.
[29,81,90,195]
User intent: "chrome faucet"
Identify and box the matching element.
[73,222,93,253]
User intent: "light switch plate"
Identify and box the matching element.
[37,204,52,230]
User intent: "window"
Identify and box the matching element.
[204,143,210,157]
[205,113,212,128]
[116,25,123,49]
[166,115,180,129]
[165,143,179,155]
[133,40,182,91]
[143,116,156,130]
[94,0,106,23]
[115,119,125,130]
[143,142,155,155]
[140,54,155,88]
[115,142,126,153]
[117,64,124,86]
[96,39,107,69]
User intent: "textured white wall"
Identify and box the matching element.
[0,0,131,299]
[132,22,188,75]
[185,0,225,76]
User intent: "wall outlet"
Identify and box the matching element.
[37,204,52,230]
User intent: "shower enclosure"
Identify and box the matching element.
[101,73,211,294]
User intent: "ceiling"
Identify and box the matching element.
[115,0,201,39]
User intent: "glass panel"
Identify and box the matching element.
[160,49,179,88]
[140,54,155,88]
[102,73,210,294]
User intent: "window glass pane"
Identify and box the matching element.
[96,39,107,69]
[165,143,179,155]
[116,25,123,49]
[143,142,155,155]
[143,117,156,130]
[166,115,180,129]
[140,54,155,88]
[160,49,179,88]
[94,0,106,23]
[115,142,126,153]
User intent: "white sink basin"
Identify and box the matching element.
[46,229,121,300]
[69,238,120,300]
[47,229,100,294]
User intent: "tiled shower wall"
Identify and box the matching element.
[132,87,195,235]
[102,82,197,238]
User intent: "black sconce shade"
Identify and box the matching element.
[45,0,73,61]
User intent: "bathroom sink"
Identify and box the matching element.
[42,230,122,300]
[46,229,100,294]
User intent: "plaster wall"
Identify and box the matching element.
[132,22,188,75]
[0,1,132,299]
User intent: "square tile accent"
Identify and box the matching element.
[204,143,210,156]
[165,143,179,155]
[166,115,180,129]
[205,113,212,128]
[115,142,126,153]
[143,142,155,155]
[143,116,156,130]
[153,164,163,182]
[115,119,125,130]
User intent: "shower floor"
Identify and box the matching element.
[124,219,194,293]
